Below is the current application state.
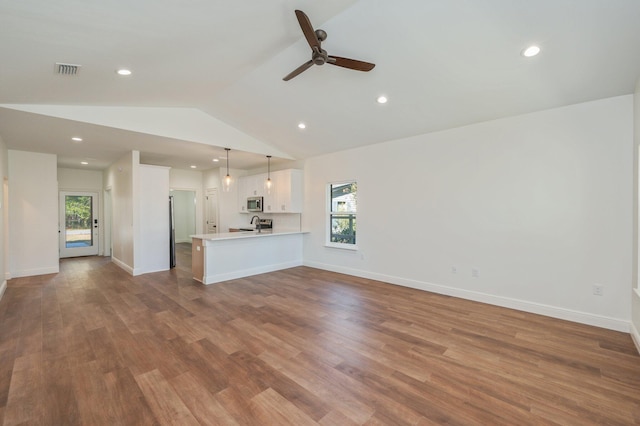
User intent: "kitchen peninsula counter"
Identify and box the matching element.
[191,230,307,284]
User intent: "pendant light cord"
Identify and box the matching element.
[267,155,271,179]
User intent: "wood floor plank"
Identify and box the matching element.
[229,350,330,421]
[169,371,239,426]
[0,249,638,425]
[134,369,200,426]
[258,350,378,424]
[249,387,317,426]
[0,350,14,410]
[214,386,265,425]
[2,352,44,426]
[164,337,230,395]
[42,357,81,425]
[71,359,121,425]
[103,367,157,425]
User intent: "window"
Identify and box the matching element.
[328,181,357,247]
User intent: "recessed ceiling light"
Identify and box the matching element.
[212,158,219,162]
[377,95,388,104]
[190,165,197,169]
[298,122,306,129]
[81,161,88,165]
[522,45,541,57]
[116,69,132,76]
[71,137,83,142]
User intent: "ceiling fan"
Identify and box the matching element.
[283,10,375,81]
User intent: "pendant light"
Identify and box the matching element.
[264,155,272,194]
[223,148,232,192]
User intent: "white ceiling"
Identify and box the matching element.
[1,0,640,171]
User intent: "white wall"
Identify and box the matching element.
[104,152,172,275]
[137,165,170,274]
[632,78,640,350]
[170,168,203,235]
[0,137,7,298]
[58,167,104,190]
[303,95,634,332]
[8,150,59,277]
[203,167,220,191]
[58,167,104,255]
[104,151,137,273]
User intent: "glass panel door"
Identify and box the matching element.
[59,191,99,258]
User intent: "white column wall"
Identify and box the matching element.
[303,95,634,331]
[0,137,7,298]
[8,150,59,278]
[104,151,137,273]
[631,78,640,350]
[136,165,170,275]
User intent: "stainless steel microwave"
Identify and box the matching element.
[247,196,263,212]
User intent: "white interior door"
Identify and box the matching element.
[59,191,99,258]
[205,188,218,233]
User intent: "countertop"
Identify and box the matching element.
[191,230,308,242]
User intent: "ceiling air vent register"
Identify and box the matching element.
[55,63,81,75]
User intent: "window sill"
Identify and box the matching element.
[324,243,359,251]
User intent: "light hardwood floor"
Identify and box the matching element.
[0,244,639,425]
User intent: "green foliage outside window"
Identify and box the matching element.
[330,182,357,245]
[65,196,92,229]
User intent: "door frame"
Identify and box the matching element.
[205,188,219,234]
[59,191,99,258]
[104,187,112,258]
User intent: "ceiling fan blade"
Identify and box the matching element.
[327,56,375,72]
[295,10,320,50]
[283,60,314,81]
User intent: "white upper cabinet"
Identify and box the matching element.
[238,174,264,213]
[239,169,302,213]
[238,175,249,212]
[273,169,302,213]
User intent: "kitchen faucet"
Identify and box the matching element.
[250,215,262,233]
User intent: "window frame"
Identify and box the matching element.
[326,180,358,250]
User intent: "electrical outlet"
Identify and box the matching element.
[593,285,603,296]
[472,268,479,278]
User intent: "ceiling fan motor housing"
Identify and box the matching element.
[313,50,328,65]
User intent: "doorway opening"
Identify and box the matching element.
[170,189,196,269]
[59,191,99,258]
[205,188,218,234]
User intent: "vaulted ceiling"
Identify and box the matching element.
[1,0,640,171]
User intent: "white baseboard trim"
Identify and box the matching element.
[10,266,59,278]
[0,280,6,302]
[631,321,640,356]
[204,260,303,285]
[176,239,191,244]
[5,272,11,281]
[112,257,134,276]
[133,266,170,276]
[303,261,630,333]
[631,322,640,354]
